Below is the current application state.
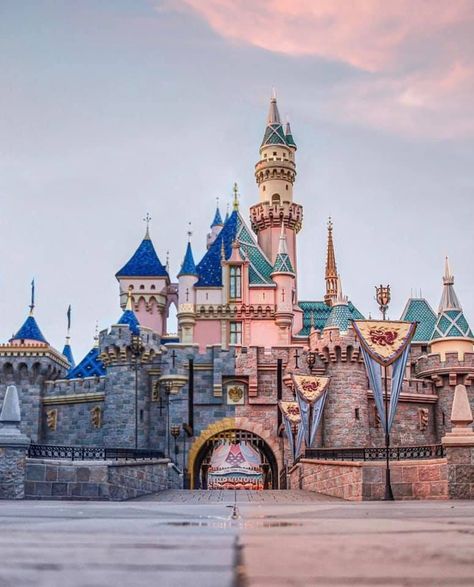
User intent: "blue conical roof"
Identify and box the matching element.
[211,207,223,228]
[324,304,352,332]
[62,343,76,368]
[178,242,198,277]
[118,309,140,335]
[116,234,168,278]
[67,347,105,379]
[10,315,47,343]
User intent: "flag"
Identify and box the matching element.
[278,401,304,461]
[353,320,417,433]
[67,305,72,331]
[293,375,330,447]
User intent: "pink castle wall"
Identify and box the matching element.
[194,320,221,352]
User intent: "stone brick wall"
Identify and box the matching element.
[445,446,474,499]
[290,458,448,501]
[24,458,175,500]
[0,446,27,499]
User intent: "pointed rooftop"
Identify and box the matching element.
[117,290,140,335]
[67,347,106,379]
[62,343,75,368]
[211,205,223,228]
[324,218,338,306]
[10,282,47,344]
[261,94,287,148]
[285,120,297,149]
[431,258,473,341]
[324,276,352,332]
[272,226,294,274]
[116,226,168,278]
[178,241,198,277]
[400,298,437,343]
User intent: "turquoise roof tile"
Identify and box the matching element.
[400,298,437,343]
[298,301,364,336]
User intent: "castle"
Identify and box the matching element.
[1,96,473,489]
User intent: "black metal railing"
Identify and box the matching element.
[303,444,445,462]
[28,444,165,461]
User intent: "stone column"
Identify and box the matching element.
[442,384,474,500]
[0,385,30,499]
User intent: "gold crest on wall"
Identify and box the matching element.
[225,381,246,405]
[46,409,57,431]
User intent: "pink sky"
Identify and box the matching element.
[176,0,474,138]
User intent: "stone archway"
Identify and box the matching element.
[187,417,282,489]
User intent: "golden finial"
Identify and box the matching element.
[232,182,239,211]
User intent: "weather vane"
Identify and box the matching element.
[144,212,151,237]
[187,221,192,242]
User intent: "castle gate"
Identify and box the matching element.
[191,429,279,490]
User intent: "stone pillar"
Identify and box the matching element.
[0,385,30,499]
[442,384,474,500]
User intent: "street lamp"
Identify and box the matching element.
[162,380,173,457]
[306,351,317,374]
[375,284,391,321]
[170,425,181,463]
[375,283,394,501]
[130,333,145,449]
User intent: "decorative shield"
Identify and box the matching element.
[292,375,330,403]
[278,401,304,460]
[352,320,417,366]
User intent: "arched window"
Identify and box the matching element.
[139,284,145,290]
[272,193,281,204]
[151,284,156,290]
[229,265,242,300]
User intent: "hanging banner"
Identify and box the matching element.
[278,401,304,460]
[353,320,416,433]
[292,375,330,448]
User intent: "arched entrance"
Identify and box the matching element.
[193,429,278,489]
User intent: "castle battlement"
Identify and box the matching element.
[416,352,474,377]
[309,327,363,364]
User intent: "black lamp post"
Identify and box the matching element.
[170,425,181,463]
[130,334,145,449]
[306,351,317,373]
[162,381,173,457]
[375,284,394,501]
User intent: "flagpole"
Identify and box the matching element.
[383,365,394,501]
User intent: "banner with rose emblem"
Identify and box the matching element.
[292,375,330,448]
[278,401,305,460]
[353,320,417,433]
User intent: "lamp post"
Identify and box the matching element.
[130,333,145,449]
[182,423,193,489]
[162,381,173,458]
[375,284,394,501]
[170,425,181,463]
[306,351,316,374]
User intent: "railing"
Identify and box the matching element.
[303,444,445,462]
[27,444,165,461]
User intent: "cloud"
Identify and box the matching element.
[172,0,474,138]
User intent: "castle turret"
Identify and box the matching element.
[271,225,295,344]
[430,257,474,360]
[324,218,338,307]
[177,237,198,344]
[250,93,302,270]
[115,216,170,336]
[206,201,224,249]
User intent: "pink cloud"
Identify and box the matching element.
[172,0,474,138]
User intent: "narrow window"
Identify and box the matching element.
[229,322,242,345]
[229,265,242,299]
[355,408,360,420]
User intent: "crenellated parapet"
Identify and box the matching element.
[309,327,363,364]
[196,303,276,320]
[250,201,303,234]
[0,344,69,384]
[99,325,162,367]
[415,352,474,387]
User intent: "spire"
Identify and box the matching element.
[272,225,294,274]
[225,203,230,222]
[439,256,461,312]
[178,241,198,277]
[267,92,281,124]
[10,283,47,344]
[232,182,240,211]
[285,119,297,149]
[334,274,349,306]
[261,93,287,147]
[324,218,338,306]
[62,305,75,368]
[29,279,35,316]
[93,321,99,348]
[143,213,151,240]
[431,257,473,342]
[211,198,223,228]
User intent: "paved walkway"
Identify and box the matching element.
[142,489,336,503]
[0,491,473,586]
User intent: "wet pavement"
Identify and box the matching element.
[0,491,473,586]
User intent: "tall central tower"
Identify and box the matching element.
[250,95,303,272]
